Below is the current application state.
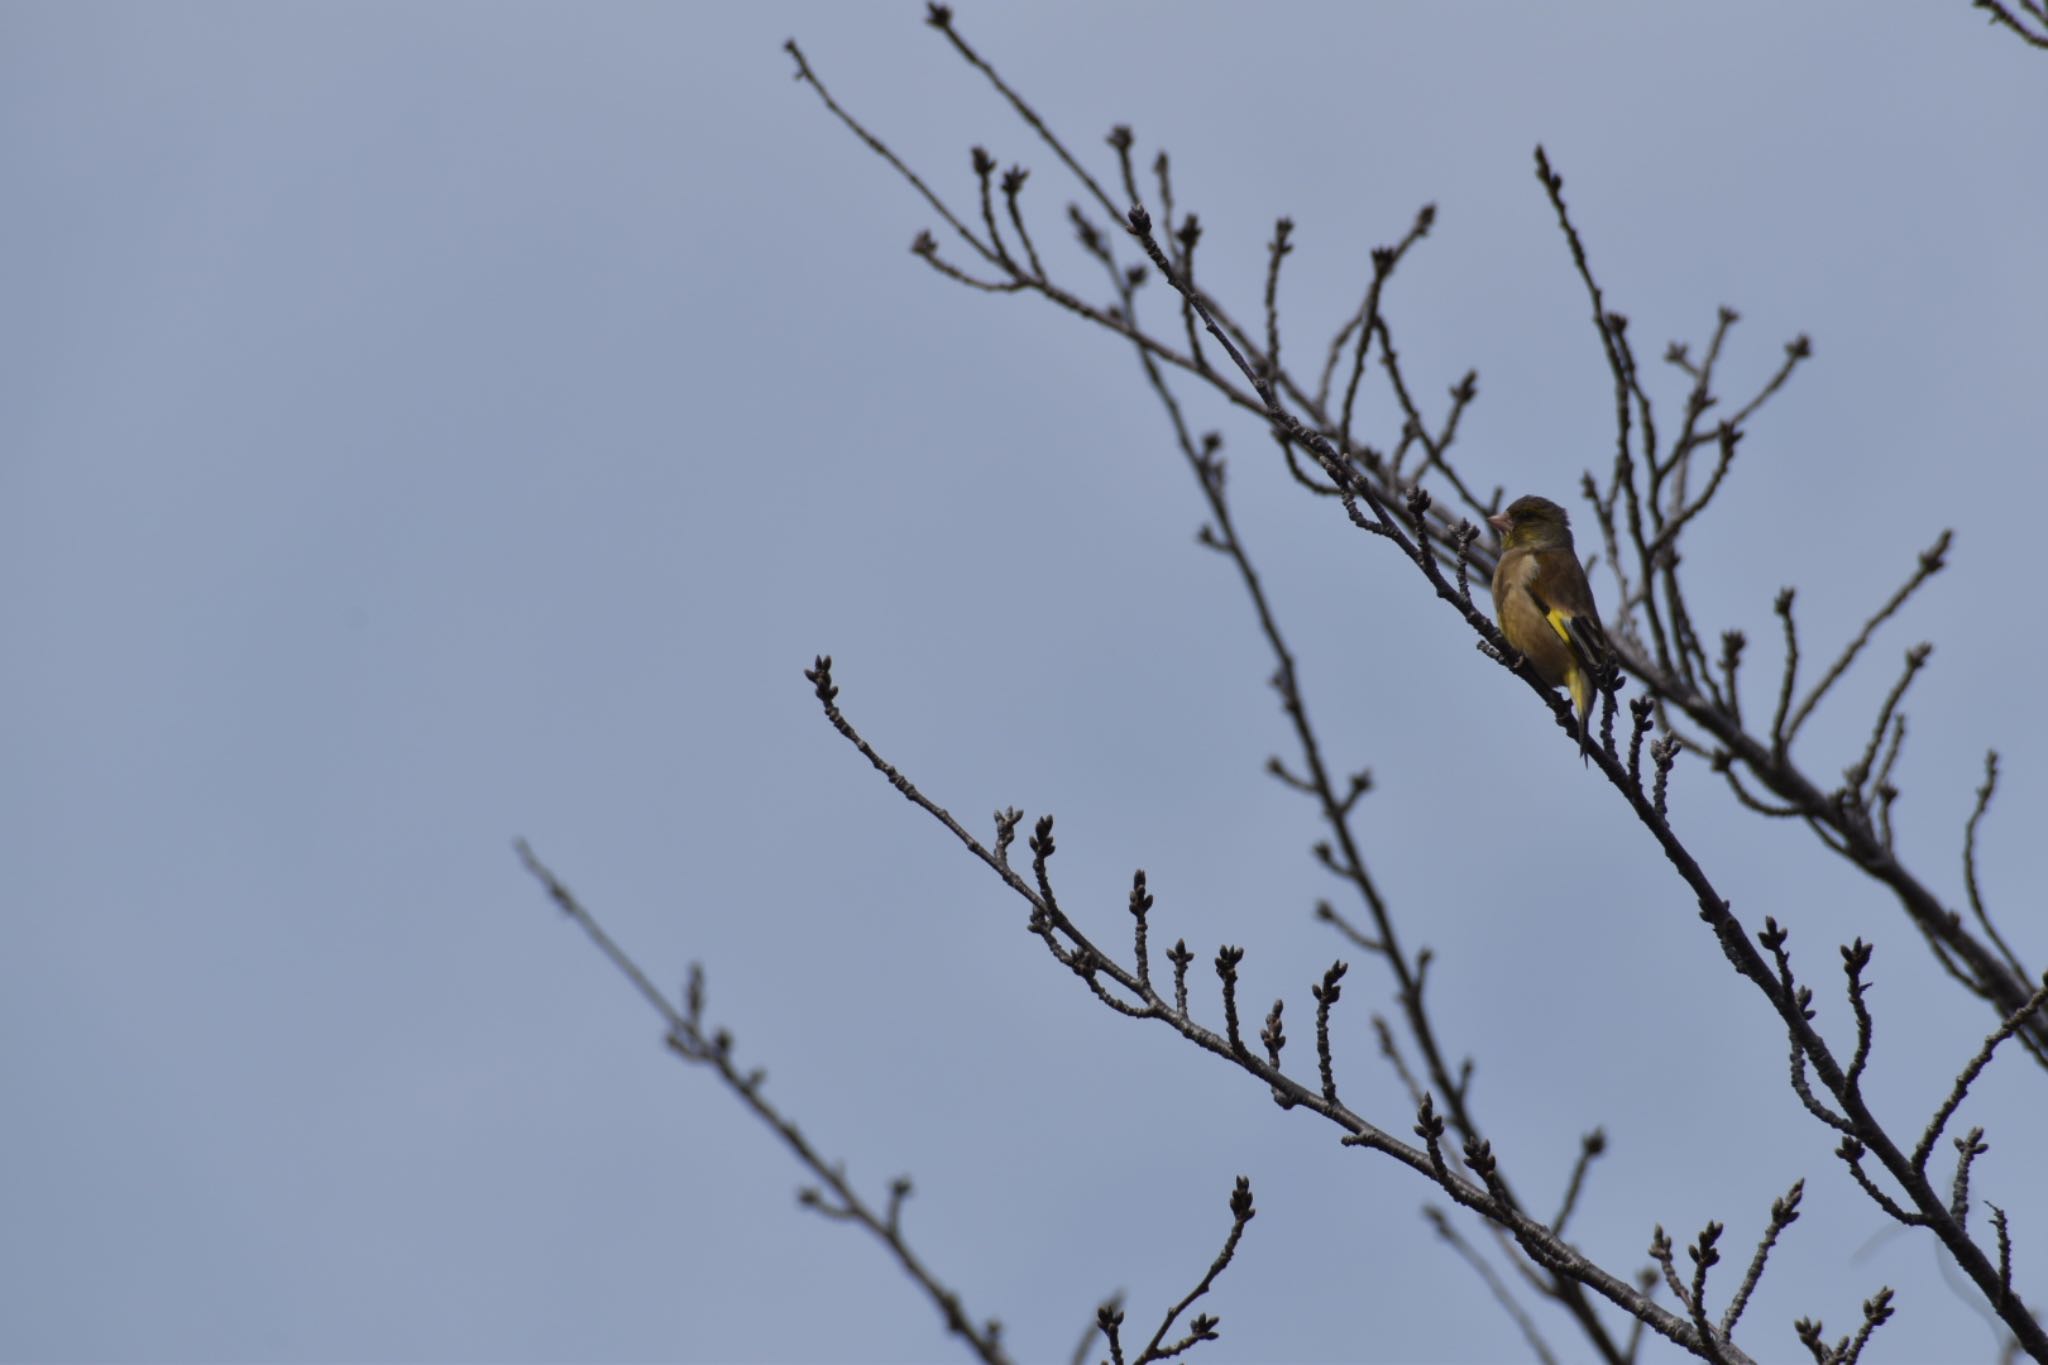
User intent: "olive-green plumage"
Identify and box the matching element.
[1489,495,1615,764]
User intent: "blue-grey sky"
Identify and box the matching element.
[4,4,2044,1362]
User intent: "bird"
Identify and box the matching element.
[1489,495,1617,764]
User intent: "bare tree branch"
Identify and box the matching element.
[515,839,1015,1365]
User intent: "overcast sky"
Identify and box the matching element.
[5,4,2046,1362]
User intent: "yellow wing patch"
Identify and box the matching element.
[1547,606,1593,716]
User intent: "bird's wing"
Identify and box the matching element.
[1521,582,1617,688]
[1562,611,1616,684]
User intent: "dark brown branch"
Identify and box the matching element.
[1685,1222,1728,1364]
[1552,1128,1608,1235]
[1216,945,1246,1054]
[912,231,1029,292]
[1769,588,1800,755]
[1129,870,1155,990]
[1000,165,1045,278]
[789,27,2048,1354]
[785,39,994,264]
[1425,1206,1562,1365]
[1847,1287,1898,1363]
[1846,645,1931,798]
[1097,197,1640,1356]
[1312,961,1347,1104]
[1715,755,1803,818]
[1721,1181,1803,1337]
[810,24,2046,1069]
[1126,178,2047,1350]
[1992,1204,2015,1309]
[1952,1127,1991,1225]
[1650,1226,1690,1315]
[1317,204,1436,417]
[1785,533,1951,745]
[1836,1137,1925,1228]
[1516,154,2043,1058]
[1263,218,1292,384]
[516,839,1014,1365]
[1913,972,2048,1172]
[1072,1293,1123,1365]
[1963,752,2030,982]
[1723,333,1813,433]
[1976,0,2048,47]
[923,5,1124,225]
[1871,716,1907,852]
[811,655,1748,1362]
[1134,1177,1255,1363]
[1841,940,1876,1098]
[1376,317,1492,523]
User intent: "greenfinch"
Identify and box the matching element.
[1489,495,1616,763]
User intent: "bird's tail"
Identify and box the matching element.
[1568,667,1592,767]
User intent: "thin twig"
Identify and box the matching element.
[1425,1207,1561,1365]
[516,840,1014,1365]
[1786,533,1951,743]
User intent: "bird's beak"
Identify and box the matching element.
[1487,512,1512,535]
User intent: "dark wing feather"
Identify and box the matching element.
[1564,612,1617,687]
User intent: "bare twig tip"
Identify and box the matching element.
[804,654,839,704]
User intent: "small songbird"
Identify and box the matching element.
[1489,495,1616,763]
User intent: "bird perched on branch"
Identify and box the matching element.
[1489,495,1617,764]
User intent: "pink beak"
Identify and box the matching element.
[1488,511,1512,534]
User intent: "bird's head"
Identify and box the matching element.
[1489,495,1576,551]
